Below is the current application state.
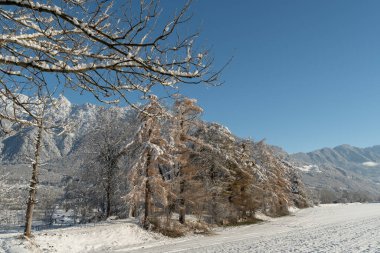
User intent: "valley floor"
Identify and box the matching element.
[1,203,380,253]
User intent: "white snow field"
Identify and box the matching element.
[1,203,380,253]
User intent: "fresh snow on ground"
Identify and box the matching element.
[2,203,380,252]
[0,219,165,253]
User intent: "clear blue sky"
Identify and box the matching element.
[179,0,380,153]
[70,0,380,153]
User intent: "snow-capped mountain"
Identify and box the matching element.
[0,96,130,164]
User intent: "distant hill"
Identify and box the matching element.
[292,144,380,182]
[290,145,380,202]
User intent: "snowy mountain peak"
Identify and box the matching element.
[0,97,130,163]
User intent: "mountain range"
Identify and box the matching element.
[290,145,380,202]
[1,96,380,205]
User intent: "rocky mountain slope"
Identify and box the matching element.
[292,144,380,178]
[0,96,131,165]
[290,145,380,202]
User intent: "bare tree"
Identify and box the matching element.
[192,124,260,224]
[172,96,203,224]
[253,141,292,216]
[0,0,217,111]
[40,190,60,225]
[0,76,75,236]
[21,93,71,237]
[126,95,173,229]
[24,118,44,237]
[76,108,135,219]
[63,174,97,223]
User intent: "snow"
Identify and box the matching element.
[296,164,322,173]
[0,219,165,253]
[362,161,379,167]
[119,203,380,253]
[1,203,380,252]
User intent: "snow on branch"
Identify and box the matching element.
[0,0,218,110]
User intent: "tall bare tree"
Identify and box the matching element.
[77,108,136,218]
[24,117,44,237]
[172,96,203,224]
[16,92,69,237]
[126,95,173,229]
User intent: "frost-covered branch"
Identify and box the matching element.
[0,0,217,110]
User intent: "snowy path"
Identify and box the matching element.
[112,203,380,253]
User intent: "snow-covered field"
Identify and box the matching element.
[0,219,165,253]
[1,203,380,253]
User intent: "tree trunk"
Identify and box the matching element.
[24,126,43,237]
[105,159,116,218]
[143,150,152,229]
[129,205,136,218]
[179,178,186,224]
[106,166,112,218]
[106,188,111,218]
[178,118,186,224]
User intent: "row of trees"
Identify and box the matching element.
[64,96,310,234]
[318,188,373,204]
[0,0,218,237]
